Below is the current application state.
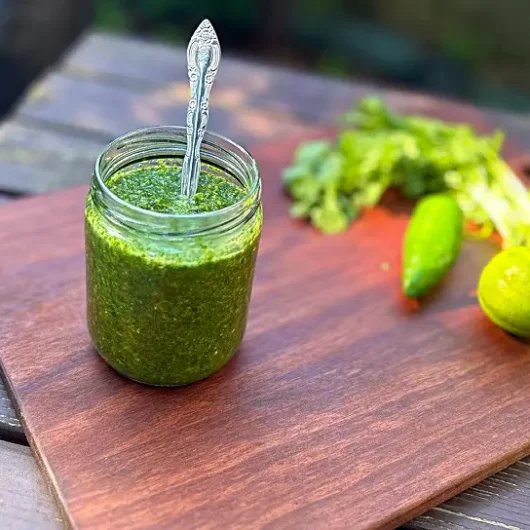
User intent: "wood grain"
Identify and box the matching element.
[2,134,530,530]
[1,32,522,200]
[0,120,103,194]
[15,35,522,164]
[61,33,522,145]
[4,31,530,530]
[17,71,324,150]
[0,440,62,529]
[62,33,360,124]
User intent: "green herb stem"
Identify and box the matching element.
[283,97,530,246]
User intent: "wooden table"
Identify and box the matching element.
[1,32,530,530]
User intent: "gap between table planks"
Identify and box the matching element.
[2,33,528,528]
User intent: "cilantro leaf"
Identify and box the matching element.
[283,96,530,246]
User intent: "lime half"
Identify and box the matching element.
[478,246,530,338]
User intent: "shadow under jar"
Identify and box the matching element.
[85,127,262,386]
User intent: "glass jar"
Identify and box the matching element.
[85,127,262,386]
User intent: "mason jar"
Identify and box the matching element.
[85,127,262,386]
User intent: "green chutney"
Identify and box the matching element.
[85,162,262,385]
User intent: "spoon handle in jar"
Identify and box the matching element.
[181,19,221,197]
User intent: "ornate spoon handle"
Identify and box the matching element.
[181,19,221,197]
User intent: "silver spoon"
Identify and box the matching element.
[181,19,221,197]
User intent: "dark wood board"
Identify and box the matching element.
[4,31,530,528]
[2,132,530,530]
[0,126,530,530]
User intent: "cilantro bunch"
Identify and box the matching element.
[283,97,530,246]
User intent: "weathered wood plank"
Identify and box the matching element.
[61,33,530,156]
[0,440,62,529]
[406,457,530,529]
[6,72,526,202]
[0,378,23,443]
[62,33,361,124]
[16,71,324,149]
[17,37,522,161]
[0,120,104,194]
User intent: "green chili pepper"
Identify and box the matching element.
[402,194,464,298]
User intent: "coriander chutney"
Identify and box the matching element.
[85,130,262,386]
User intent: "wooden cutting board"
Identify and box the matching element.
[2,133,530,530]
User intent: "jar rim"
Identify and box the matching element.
[93,126,261,230]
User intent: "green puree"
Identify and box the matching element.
[106,164,246,214]
[85,162,262,386]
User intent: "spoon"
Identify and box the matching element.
[181,19,221,197]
